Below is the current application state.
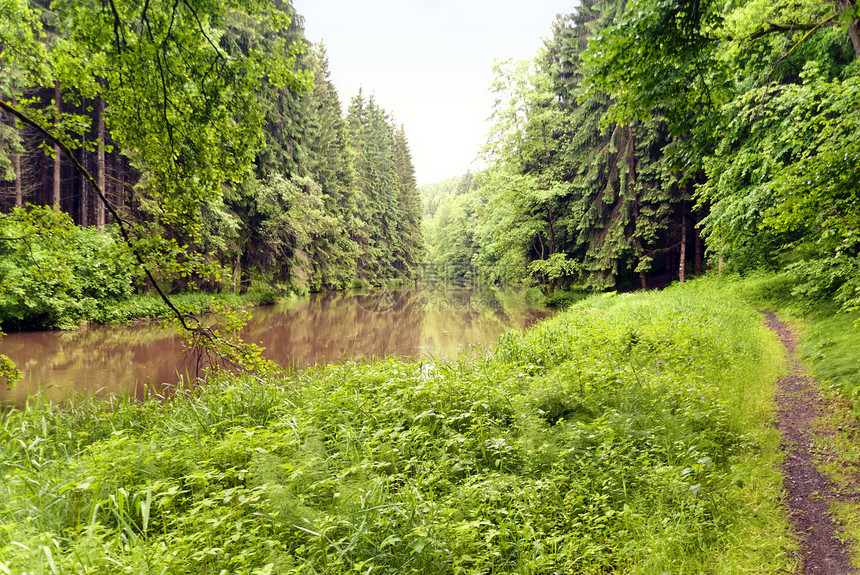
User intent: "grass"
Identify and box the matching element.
[0,285,797,573]
[712,270,860,568]
[801,306,860,413]
[94,285,285,326]
[803,309,860,571]
[804,379,860,573]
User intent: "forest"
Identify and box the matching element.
[1,0,858,329]
[424,0,859,313]
[0,0,423,333]
[2,0,860,572]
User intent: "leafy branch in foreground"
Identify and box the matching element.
[0,99,283,378]
[0,329,20,389]
[0,0,310,380]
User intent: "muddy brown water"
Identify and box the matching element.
[0,288,550,405]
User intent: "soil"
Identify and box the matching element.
[764,312,857,574]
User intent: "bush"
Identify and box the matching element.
[543,288,589,308]
[0,206,137,330]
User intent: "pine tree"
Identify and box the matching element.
[392,125,423,273]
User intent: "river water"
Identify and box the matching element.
[0,287,549,405]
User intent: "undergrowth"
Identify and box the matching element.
[0,286,795,573]
[100,287,284,326]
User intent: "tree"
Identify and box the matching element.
[347,91,415,281]
[0,0,311,372]
[391,125,423,273]
[478,0,697,293]
[582,0,860,309]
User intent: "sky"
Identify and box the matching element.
[290,0,578,186]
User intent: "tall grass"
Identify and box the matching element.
[800,306,860,412]
[710,270,860,412]
[96,286,284,325]
[0,285,795,573]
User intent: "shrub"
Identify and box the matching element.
[0,206,136,330]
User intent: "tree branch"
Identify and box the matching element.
[748,15,837,41]
[180,0,228,61]
[107,0,126,54]
[0,98,199,333]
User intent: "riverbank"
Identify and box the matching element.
[0,282,801,573]
[0,288,549,404]
[1,275,426,332]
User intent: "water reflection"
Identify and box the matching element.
[0,288,549,405]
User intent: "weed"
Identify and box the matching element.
[0,286,796,573]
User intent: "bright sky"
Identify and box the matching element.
[291,0,578,185]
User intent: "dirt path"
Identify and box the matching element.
[764,312,857,574]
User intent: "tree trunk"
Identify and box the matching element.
[546,201,556,254]
[694,208,704,276]
[628,123,649,290]
[679,211,687,283]
[849,21,860,59]
[96,96,106,228]
[233,253,241,294]
[838,0,860,58]
[718,255,724,277]
[53,83,62,208]
[13,153,22,206]
[9,98,23,207]
[79,146,88,226]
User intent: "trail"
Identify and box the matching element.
[764,312,857,574]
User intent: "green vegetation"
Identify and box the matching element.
[703,271,860,411]
[0,206,134,330]
[798,308,860,567]
[0,206,285,330]
[0,0,423,333]
[422,0,859,314]
[0,286,796,573]
[802,309,860,410]
[2,0,858,567]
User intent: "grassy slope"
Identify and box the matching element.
[0,285,796,573]
[704,271,860,569]
[797,303,860,569]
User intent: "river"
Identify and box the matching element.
[0,287,550,405]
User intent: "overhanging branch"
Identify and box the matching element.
[748,17,836,40]
[0,98,198,333]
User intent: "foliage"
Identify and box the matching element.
[2,0,312,238]
[0,205,136,329]
[801,305,860,411]
[0,328,20,389]
[582,0,731,133]
[346,92,423,282]
[427,1,699,295]
[435,0,856,314]
[180,305,283,379]
[0,287,795,572]
[420,176,461,219]
[1,7,424,333]
[422,177,483,283]
[579,0,860,312]
[0,204,281,332]
[542,287,589,308]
